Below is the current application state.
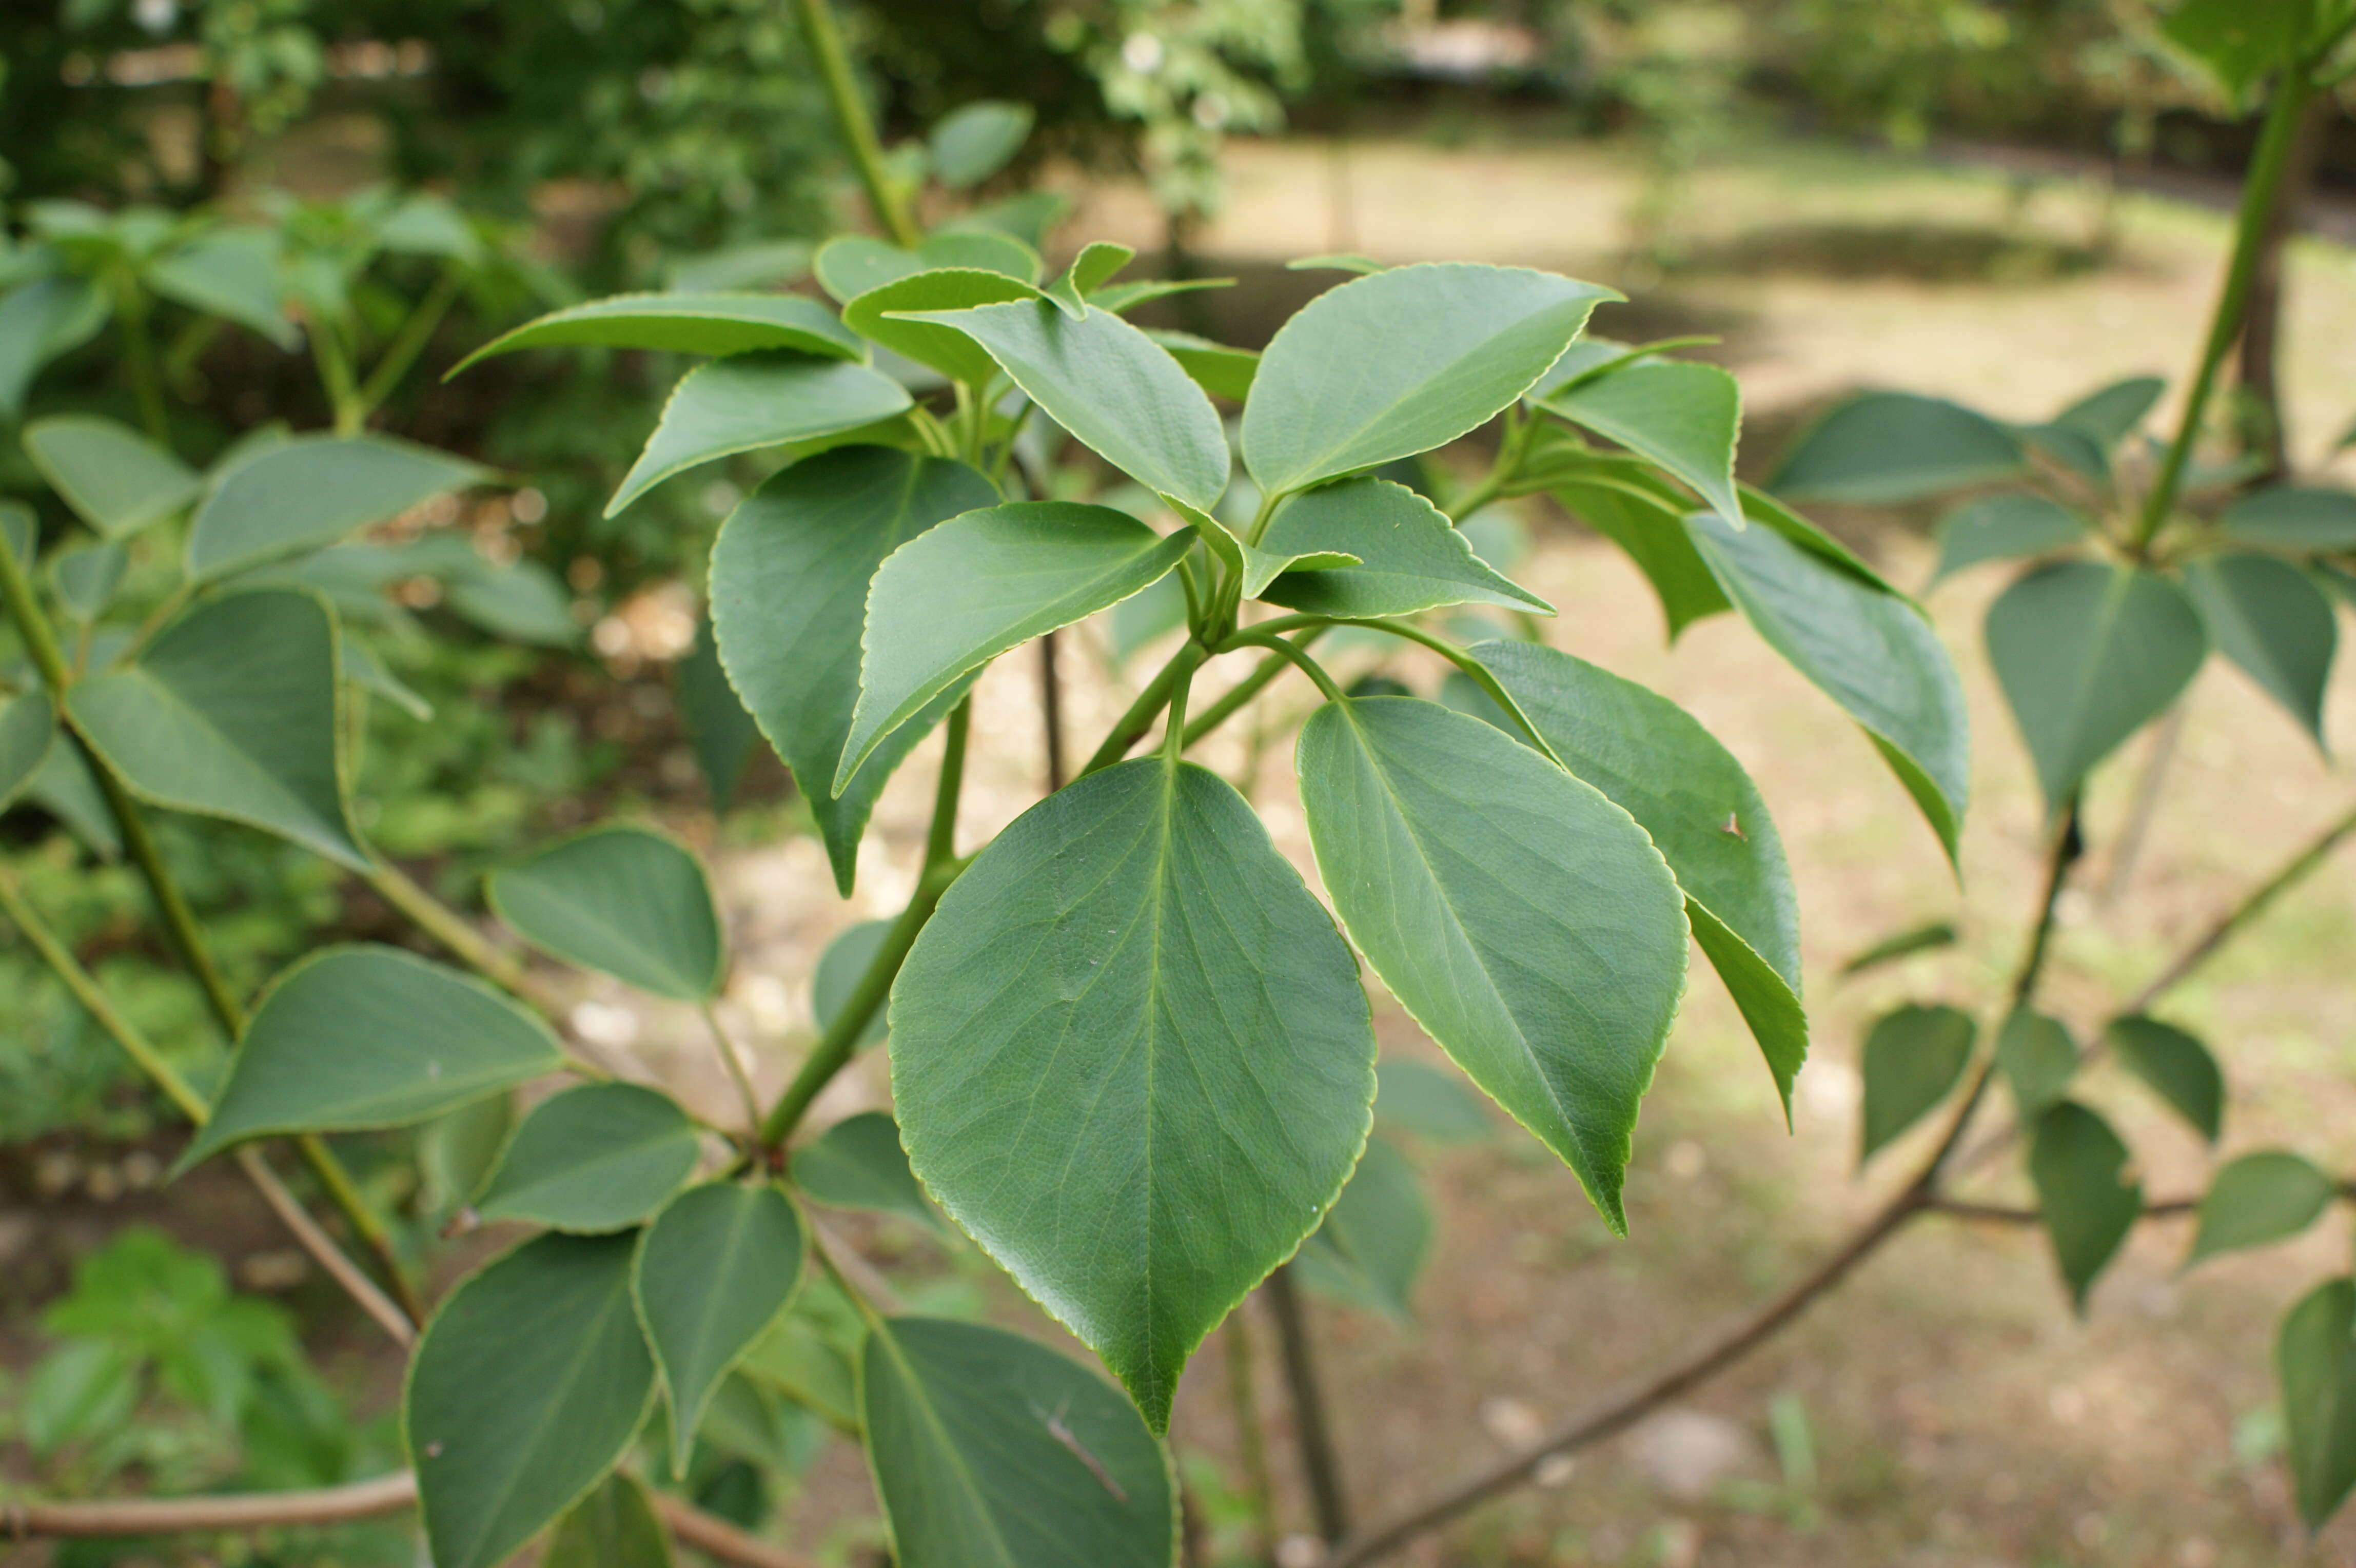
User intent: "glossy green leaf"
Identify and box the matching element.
[1986,562,2208,811]
[892,754,1375,1429]
[1255,478,1550,617]
[476,1083,702,1233]
[839,501,1194,788]
[2221,485,2356,552]
[49,542,125,621]
[1539,354,1742,524]
[634,1181,806,1478]
[1297,1134,1431,1320]
[1467,640,1805,1110]
[1770,391,2025,504]
[23,416,201,539]
[2103,1014,2223,1142]
[2163,0,2315,102]
[1554,481,1730,640]
[792,1111,943,1233]
[1374,1059,1493,1142]
[1688,512,1970,862]
[0,275,107,417]
[544,1474,672,1568]
[711,448,996,893]
[186,434,485,581]
[148,229,292,347]
[2280,1276,2356,1530]
[892,299,1229,510]
[813,919,894,1048]
[1930,494,2086,586]
[866,1319,1177,1568]
[0,692,57,812]
[489,826,724,1001]
[815,233,1041,304]
[67,588,366,868]
[184,946,565,1167]
[608,351,912,517]
[454,292,861,373]
[2189,1151,2334,1265]
[676,619,759,810]
[407,1232,655,1568]
[842,269,1040,386]
[1142,329,1258,402]
[1995,1008,2078,1118]
[928,101,1035,187]
[1298,697,1686,1229]
[1858,1004,1975,1163]
[1244,263,1617,496]
[2188,553,2337,746]
[2051,375,2165,447]
[2029,1101,2142,1312]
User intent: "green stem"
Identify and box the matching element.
[113,281,169,443]
[1181,628,1328,750]
[309,324,364,436]
[1078,642,1204,780]
[1216,630,1344,702]
[701,1002,764,1153]
[793,0,921,247]
[1288,616,1560,763]
[927,698,970,869]
[1447,407,1536,522]
[363,858,532,997]
[2137,70,2316,547]
[356,267,465,418]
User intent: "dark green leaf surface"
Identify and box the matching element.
[1858,1004,1975,1163]
[544,1474,673,1568]
[68,588,367,868]
[489,826,724,1001]
[1244,263,1616,496]
[815,234,1040,303]
[634,1182,806,1478]
[454,292,861,372]
[813,919,894,1047]
[1995,1009,2078,1118]
[862,1315,1176,1568]
[1539,355,1743,524]
[2189,1151,2334,1265]
[928,101,1035,188]
[608,352,912,517]
[842,270,1040,386]
[891,300,1229,510]
[792,1111,943,1233]
[186,435,485,581]
[185,945,560,1169]
[1298,1134,1431,1319]
[2029,1101,2142,1312]
[1930,494,2086,586]
[892,755,1375,1429]
[676,621,760,810]
[2280,1276,2356,1530]
[407,1233,655,1568]
[1468,640,1805,1110]
[2221,485,2356,552]
[1553,482,1731,640]
[1375,1060,1494,1143]
[1986,562,2208,811]
[1256,478,1550,617]
[0,692,56,812]
[2188,553,2337,746]
[476,1083,702,1233]
[23,416,200,539]
[1297,697,1687,1228]
[839,501,1193,788]
[710,448,996,893]
[1771,391,2025,504]
[2103,1014,2223,1142]
[1688,512,1970,861]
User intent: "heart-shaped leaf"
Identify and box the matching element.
[2189,1151,2335,1265]
[1930,494,2087,586]
[842,269,1042,386]
[186,435,485,581]
[2029,1100,2141,1313]
[489,826,724,1001]
[2103,1014,2222,1143]
[1256,478,1550,617]
[476,1083,702,1233]
[892,755,1375,1429]
[453,292,861,373]
[2188,553,2337,747]
[607,351,913,516]
[792,1111,944,1234]
[1858,1003,1975,1163]
[23,416,201,539]
[1771,391,2025,504]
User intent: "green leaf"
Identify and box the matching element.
[838,501,1194,788]
[2188,553,2337,747]
[1052,242,1136,316]
[842,269,1041,386]
[1858,1004,1975,1163]
[183,946,565,1167]
[186,434,485,581]
[1108,571,1189,667]
[664,241,812,294]
[677,619,760,810]
[418,1094,514,1219]
[476,1083,702,1233]
[67,587,367,868]
[941,191,1071,252]
[1995,1008,2078,1118]
[2221,486,2356,552]
[489,826,724,1002]
[1375,1059,1493,1143]
[2163,0,2316,102]
[1288,253,1385,275]
[892,755,1376,1429]
[792,1111,944,1233]
[1254,478,1551,617]
[1839,920,1958,977]
[407,1232,655,1568]
[1141,329,1258,402]
[2280,1275,2356,1530]
[1930,494,2087,587]
[2029,1101,2142,1312]
[147,228,292,347]
[1538,354,1743,524]
[1770,391,2025,504]
[1554,481,1731,640]
[608,352,912,517]
[738,1289,861,1433]
[2189,1151,2335,1265]
[2051,375,2165,448]
[1688,512,1970,862]
[23,416,201,539]
[816,234,1042,304]
[0,691,57,812]
[1297,1134,1431,1320]
[1986,562,2208,811]
[25,1341,137,1457]
[1297,697,1686,1229]
[545,1474,673,1568]
[1244,264,1617,496]
[1093,278,1236,315]
[891,300,1229,511]
[2103,1014,2223,1143]
[710,447,997,893]
[445,560,580,647]
[1467,640,1806,1111]
[928,101,1036,188]
[634,1182,806,1479]
[49,542,125,621]
[26,742,120,859]
[2,500,31,565]
[0,275,107,417]
[454,293,861,373]
[861,1316,1176,1567]
[813,919,893,1047]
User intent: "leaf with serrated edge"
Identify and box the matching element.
[1255,478,1550,617]
[607,352,912,517]
[453,292,861,374]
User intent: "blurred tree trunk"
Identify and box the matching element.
[2237,97,2330,483]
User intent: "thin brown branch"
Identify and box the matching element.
[1926,1195,2198,1223]
[645,1488,823,1568]
[811,1216,907,1315]
[235,1148,415,1347]
[2124,798,2356,1015]
[1267,1261,1350,1542]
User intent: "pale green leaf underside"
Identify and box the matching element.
[489,825,725,1001]
[608,352,913,516]
[1541,355,1743,526]
[634,1182,806,1479]
[453,291,862,373]
[186,434,485,581]
[1256,477,1551,617]
[476,1083,702,1233]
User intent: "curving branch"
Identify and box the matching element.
[2124,798,2356,1015]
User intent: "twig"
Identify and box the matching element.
[1926,1194,2198,1223]
[235,1148,416,1347]
[1266,1262,1350,1543]
[701,1002,765,1154]
[645,1488,823,1568]
[2124,798,2356,1014]
[1224,1306,1279,1557]
[810,1216,908,1315]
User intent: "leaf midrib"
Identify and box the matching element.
[870,1325,1023,1568]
